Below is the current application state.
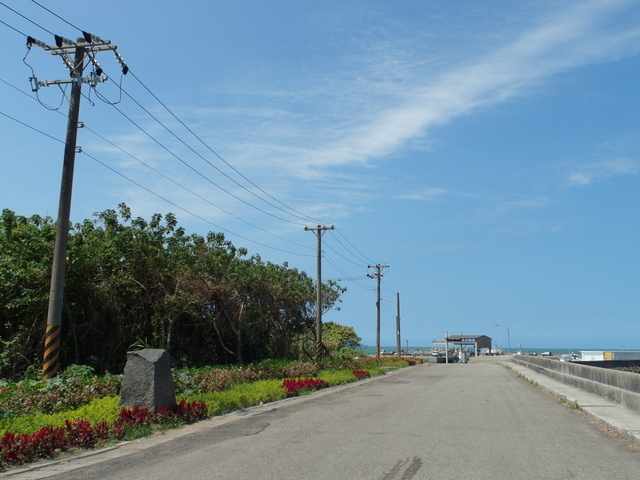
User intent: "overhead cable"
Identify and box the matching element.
[0,100,313,257]
[128,69,326,225]
[0,77,312,252]
[7,1,320,227]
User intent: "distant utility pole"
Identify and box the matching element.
[304,224,334,359]
[396,292,401,359]
[29,33,120,379]
[367,264,389,359]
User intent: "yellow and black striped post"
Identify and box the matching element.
[43,324,61,379]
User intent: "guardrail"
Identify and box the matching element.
[511,356,640,413]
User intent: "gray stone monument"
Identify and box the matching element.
[120,349,176,411]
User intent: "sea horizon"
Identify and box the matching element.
[360,346,638,355]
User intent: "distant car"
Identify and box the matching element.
[541,352,553,356]
[526,351,537,356]
[558,355,573,362]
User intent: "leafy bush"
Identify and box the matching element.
[0,366,120,418]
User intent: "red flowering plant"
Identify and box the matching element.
[0,400,209,470]
[352,370,370,380]
[282,378,329,397]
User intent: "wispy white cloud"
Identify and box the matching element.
[287,0,640,173]
[396,188,467,201]
[101,0,640,226]
[567,157,638,185]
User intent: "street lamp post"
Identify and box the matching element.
[494,324,511,354]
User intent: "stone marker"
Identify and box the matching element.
[120,349,176,411]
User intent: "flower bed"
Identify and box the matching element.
[0,400,207,469]
[0,357,413,471]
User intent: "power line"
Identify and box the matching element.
[0,17,29,38]
[323,241,368,269]
[82,151,312,257]
[0,6,356,262]
[118,84,309,223]
[10,0,324,226]
[0,100,314,258]
[0,109,63,144]
[332,228,375,265]
[29,0,82,32]
[81,122,312,251]
[0,77,313,253]
[325,229,369,268]
[0,1,56,38]
[1,5,336,251]
[322,255,372,291]
[108,101,308,226]
[128,69,326,225]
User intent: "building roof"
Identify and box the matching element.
[445,335,492,348]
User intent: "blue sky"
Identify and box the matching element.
[1,0,639,351]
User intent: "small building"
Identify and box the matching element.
[443,334,492,357]
[581,351,640,361]
[581,351,604,361]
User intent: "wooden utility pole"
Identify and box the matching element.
[31,35,117,379]
[368,264,389,359]
[304,225,334,359]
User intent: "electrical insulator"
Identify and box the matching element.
[29,76,40,92]
[114,50,129,75]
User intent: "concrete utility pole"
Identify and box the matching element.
[30,35,117,379]
[368,264,389,359]
[304,225,334,359]
[396,292,401,359]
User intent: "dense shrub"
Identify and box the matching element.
[0,366,120,418]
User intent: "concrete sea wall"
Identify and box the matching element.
[511,356,640,413]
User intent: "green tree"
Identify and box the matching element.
[0,209,55,377]
[0,204,347,377]
[322,321,362,353]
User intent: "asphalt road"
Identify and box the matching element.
[8,360,640,479]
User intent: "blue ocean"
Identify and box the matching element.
[361,346,616,355]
